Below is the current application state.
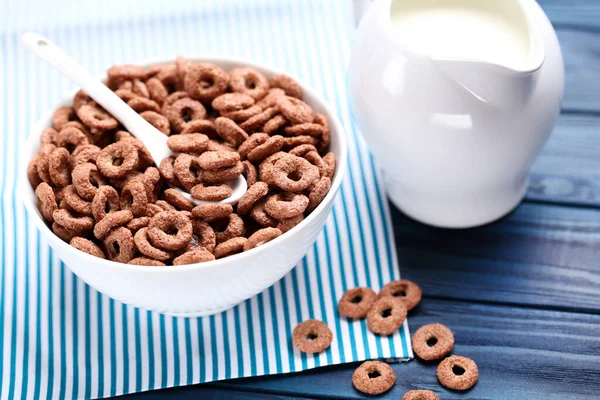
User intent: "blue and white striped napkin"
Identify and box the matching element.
[0,1,412,398]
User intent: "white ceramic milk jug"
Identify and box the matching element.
[348,0,564,228]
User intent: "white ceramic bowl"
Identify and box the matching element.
[19,56,347,317]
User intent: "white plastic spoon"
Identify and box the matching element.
[21,32,247,205]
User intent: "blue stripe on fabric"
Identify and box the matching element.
[146,311,155,391]
[267,287,283,373]
[109,300,117,397]
[159,315,168,388]
[209,316,219,380]
[278,278,296,372]
[196,318,206,382]
[71,274,80,399]
[184,318,193,385]
[256,294,271,374]
[96,293,105,398]
[232,306,245,377]
[19,209,31,399]
[172,317,181,386]
[244,301,258,376]
[290,267,308,369]
[221,314,232,380]
[58,262,67,397]
[84,286,92,399]
[134,308,142,392]
[121,304,130,395]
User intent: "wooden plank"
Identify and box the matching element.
[390,202,600,312]
[207,299,600,399]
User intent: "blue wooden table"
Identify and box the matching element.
[115,1,600,398]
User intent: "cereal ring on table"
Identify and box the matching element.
[402,390,439,400]
[277,96,313,125]
[134,227,173,261]
[76,104,118,131]
[243,227,282,251]
[93,210,133,239]
[120,179,148,217]
[165,97,207,133]
[159,156,179,186]
[292,319,332,354]
[271,155,320,193]
[174,153,202,190]
[28,156,42,188]
[242,160,257,186]
[190,183,232,201]
[277,214,304,233]
[289,144,318,157]
[239,106,278,133]
[35,182,58,222]
[201,162,244,184]
[40,127,59,146]
[140,110,170,136]
[184,63,229,103]
[437,356,478,391]
[249,198,278,227]
[53,209,94,233]
[269,74,303,99]
[91,185,120,221]
[161,189,193,211]
[173,248,215,265]
[366,296,407,336]
[197,150,240,170]
[213,213,245,243]
[265,192,309,219]
[107,64,147,89]
[52,221,78,242]
[132,79,150,98]
[191,203,233,222]
[70,144,101,168]
[237,182,269,215]
[238,133,269,160]
[96,142,140,178]
[181,119,218,139]
[73,90,95,111]
[146,77,169,105]
[228,67,270,100]
[70,237,105,259]
[338,287,377,319]
[48,147,71,188]
[63,185,93,216]
[255,88,286,110]
[147,211,193,251]
[284,123,323,137]
[221,105,262,122]
[52,106,77,131]
[282,135,317,151]
[313,113,331,151]
[212,93,255,112]
[72,163,107,201]
[215,117,249,147]
[103,227,135,263]
[247,135,284,163]
[183,219,216,253]
[167,133,209,154]
[128,257,166,266]
[55,126,90,151]
[263,114,288,134]
[128,97,160,113]
[214,237,248,259]
[126,216,151,232]
[352,361,395,395]
[378,279,422,311]
[412,323,454,361]
[307,176,331,213]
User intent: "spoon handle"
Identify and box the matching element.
[21,32,169,162]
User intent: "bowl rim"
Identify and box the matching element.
[19,54,348,273]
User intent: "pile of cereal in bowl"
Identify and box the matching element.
[28,57,336,266]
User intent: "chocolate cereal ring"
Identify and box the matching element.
[214,237,247,259]
[40,128,59,146]
[277,214,304,233]
[271,155,319,193]
[166,97,207,132]
[53,209,94,233]
[173,248,215,265]
[91,185,120,221]
[159,156,179,186]
[214,213,245,243]
[215,117,249,147]
[164,188,195,211]
[72,163,107,201]
[352,361,395,395]
[265,192,308,219]
[338,287,377,319]
[437,356,478,391]
[141,110,170,136]
[402,390,439,400]
[289,144,318,157]
[73,90,95,111]
[284,123,323,137]
[132,79,150,98]
[107,64,147,88]
[228,67,270,100]
[282,135,317,151]
[128,97,160,113]
[277,96,313,125]
[134,227,173,261]
[63,185,93,216]
[412,323,454,361]
[52,106,77,131]
[146,77,169,105]
[313,114,331,151]
[201,162,243,184]
[190,183,232,201]
[366,296,407,336]
[207,139,237,153]
[96,142,139,178]
[304,151,328,178]
[35,182,58,222]
[93,210,133,239]
[70,237,105,259]
[128,257,166,266]
[292,319,332,354]
[249,198,278,227]
[197,150,240,170]
[48,147,71,188]
[263,114,288,134]
[269,74,302,99]
[76,104,118,131]
[120,179,148,217]
[52,221,78,242]
[243,227,281,251]
[55,126,90,151]
[167,133,209,153]
[322,152,336,179]
[70,144,101,168]
[378,279,422,311]
[247,135,284,163]
[161,91,190,114]
[237,182,269,215]
[191,203,233,222]
[242,160,258,186]
[184,63,229,103]
[173,153,202,190]
[221,105,262,122]
[181,119,218,138]
[307,177,331,213]
[238,133,269,160]
[147,211,193,251]
[28,156,42,188]
[36,144,56,183]
[126,216,151,232]
[103,227,135,263]
[184,219,216,253]
[212,92,255,112]
[255,88,285,110]
[239,106,278,133]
